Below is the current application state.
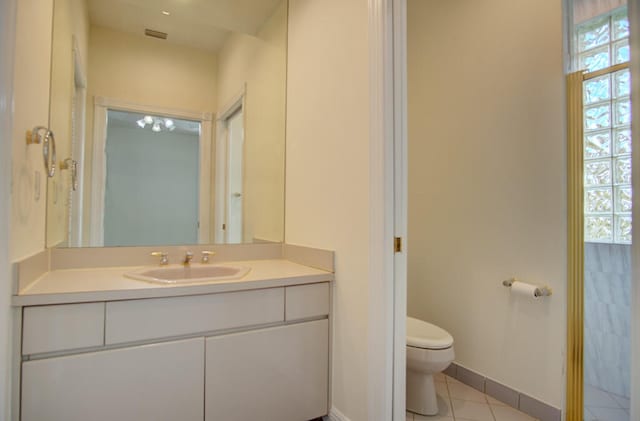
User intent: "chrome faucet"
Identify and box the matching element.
[201,251,215,264]
[183,251,194,266]
[151,251,169,266]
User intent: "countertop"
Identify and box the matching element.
[13,259,334,306]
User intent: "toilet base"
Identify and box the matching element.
[406,369,438,416]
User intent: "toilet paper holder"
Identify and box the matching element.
[502,278,552,297]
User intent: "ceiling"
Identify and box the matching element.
[88,0,283,52]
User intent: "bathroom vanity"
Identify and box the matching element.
[13,247,333,421]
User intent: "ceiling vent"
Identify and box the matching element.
[144,29,168,40]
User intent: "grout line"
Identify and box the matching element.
[483,384,498,421]
[444,375,456,420]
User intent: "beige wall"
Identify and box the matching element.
[87,26,218,111]
[83,26,218,244]
[46,0,89,247]
[407,0,566,408]
[216,1,287,243]
[286,0,370,419]
[10,0,54,261]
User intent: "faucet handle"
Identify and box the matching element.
[201,251,216,264]
[151,251,169,266]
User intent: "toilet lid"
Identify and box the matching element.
[407,317,454,349]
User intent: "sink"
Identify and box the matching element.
[125,264,251,284]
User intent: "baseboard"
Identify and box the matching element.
[446,362,561,421]
[324,406,352,421]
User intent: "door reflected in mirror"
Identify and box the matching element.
[46,0,287,248]
[101,110,202,247]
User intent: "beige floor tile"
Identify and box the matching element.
[491,404,537,421]
[406,411,414,421]
[485,394,509,407]
[446,380,488,404]
[436,394,454,418]
[414,414,454,421]
[434,372,446,383]
[408,395,452,419]
[450,398,495,421]
[435,381,449,398]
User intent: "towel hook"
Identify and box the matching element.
[26,126,57,178]
[60,158,78,191]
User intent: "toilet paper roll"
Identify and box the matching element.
[511,281,540,299]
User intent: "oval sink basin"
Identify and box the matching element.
[125,264,251,284]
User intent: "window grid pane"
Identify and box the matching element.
[613,69,630,98]
[578,6,631,244]
[578,17,610,51]
[613,127,631,155]
[613,39,630,64]
[579,46,611,72]
[612,11,629,40]
[584,159,612,186]
[584,130,611,158]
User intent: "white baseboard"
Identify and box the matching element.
[324,406,352,421]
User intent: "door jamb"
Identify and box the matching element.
[368,0,407,419]
[629,0,639,418]
[214,87,246,244]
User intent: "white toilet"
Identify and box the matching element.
[406,316,455,416]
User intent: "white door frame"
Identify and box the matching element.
[629,0,639,419]
[0,0,16,418]
[214,88,246,244]
[89,96,213,246]
[68,36,86,247]
[368,0,408,419]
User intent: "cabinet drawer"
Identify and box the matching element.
[105,288,284,344]
[285,283,330,320]
[23,303,105,355]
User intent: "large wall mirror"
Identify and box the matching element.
[46,0,287,248]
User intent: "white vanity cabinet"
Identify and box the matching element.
[18,282,331,421]
[205,319,328,421]
[21,338,205,421]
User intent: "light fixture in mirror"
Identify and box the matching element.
[46,0,287,248]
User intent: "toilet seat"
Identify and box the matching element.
[407,317,453,350]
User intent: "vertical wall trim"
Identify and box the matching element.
[0,0,17,418]
[392,0,408,419]
[566,71,584,421]
[368,0,397,419]
[629,0,640,419]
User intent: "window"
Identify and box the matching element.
[577,8,632,243]
[577,9,629,72]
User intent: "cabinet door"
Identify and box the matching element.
[22,338,204,421]
[205,319,329,421]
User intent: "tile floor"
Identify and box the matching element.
[584,384,629,421]
[406,373,538,421]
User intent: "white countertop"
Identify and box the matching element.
[13,259,334,306]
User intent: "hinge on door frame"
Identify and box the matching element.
[394,237,402,253]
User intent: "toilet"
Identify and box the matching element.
[406,316,455,416]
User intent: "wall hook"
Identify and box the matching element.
[26,126,57,178]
